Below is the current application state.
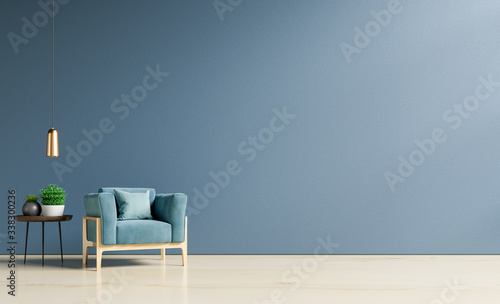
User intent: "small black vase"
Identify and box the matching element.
[22,202,41,216]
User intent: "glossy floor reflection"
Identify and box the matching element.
[0,255,498,303]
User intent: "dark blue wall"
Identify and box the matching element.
[1,0,500,254]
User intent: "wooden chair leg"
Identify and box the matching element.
[161,248,165,260]
[181,246,187,266]
[182,216,188,266]
[83,246,89,265]
[95,218,102,271]
[82,218,88,265]
[96,249,102,271]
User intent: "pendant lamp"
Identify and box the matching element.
[46,0,59,157]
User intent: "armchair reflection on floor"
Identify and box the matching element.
[83,187,187,270]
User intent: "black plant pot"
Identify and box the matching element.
[22,202,42,216]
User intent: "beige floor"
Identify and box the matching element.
[0,255,498,304]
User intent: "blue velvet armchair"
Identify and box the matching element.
[83,187,187,270]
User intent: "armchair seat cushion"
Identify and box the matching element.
[116,220,172,244]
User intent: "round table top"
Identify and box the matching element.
[14,215,73,222]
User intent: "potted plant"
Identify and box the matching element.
[40,184,67,216]
[22,195,42,216]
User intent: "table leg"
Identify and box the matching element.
[42,222,45,267]
[24,222,29,264]
[58,221,63,264]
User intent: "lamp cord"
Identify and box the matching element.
[52,0,55,128]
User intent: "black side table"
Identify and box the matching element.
[15,215,73,266]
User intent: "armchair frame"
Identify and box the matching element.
[82,216,187,270]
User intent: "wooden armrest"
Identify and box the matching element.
[83,216,99,221]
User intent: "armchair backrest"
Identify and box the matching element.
[98,187,156,206]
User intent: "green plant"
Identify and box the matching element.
[24,195,39,203]
[39,184,67,205]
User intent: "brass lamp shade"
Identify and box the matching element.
[46,128,59,157]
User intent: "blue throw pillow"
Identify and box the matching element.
[114,189,153,220]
